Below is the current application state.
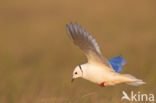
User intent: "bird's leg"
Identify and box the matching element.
[100,82,105,87]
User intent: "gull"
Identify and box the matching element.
[66,22,145,87]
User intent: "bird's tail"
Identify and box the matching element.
[126,81,145,86]
[123,74,146,86]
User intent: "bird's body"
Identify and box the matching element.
[81,63,116,85]
[66,22,145,87]
[78,63,142,86]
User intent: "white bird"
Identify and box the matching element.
[66,22,145,87]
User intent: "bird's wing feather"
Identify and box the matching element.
[66,22,113,71]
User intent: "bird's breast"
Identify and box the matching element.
[82,64,114,84]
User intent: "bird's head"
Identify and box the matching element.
[71,65,83,82]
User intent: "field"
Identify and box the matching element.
[0,0,156,103]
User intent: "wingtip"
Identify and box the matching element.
[66,22,72,28]
[66,24,69,28]
[66,24,70,32]
[66,22,75,30]
[67,22,79,27]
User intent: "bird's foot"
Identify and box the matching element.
[100,82,105,87]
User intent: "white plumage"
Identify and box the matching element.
[66,22,145,87]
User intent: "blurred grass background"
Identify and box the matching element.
[0,0,156,103]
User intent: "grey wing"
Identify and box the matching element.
[66,22,113,69]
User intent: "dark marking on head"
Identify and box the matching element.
[79,65,83,76]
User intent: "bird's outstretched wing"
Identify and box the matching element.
[66,22,113,70]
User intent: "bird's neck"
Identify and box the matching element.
[79,63,88,78]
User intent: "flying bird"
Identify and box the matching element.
[66,22,145,87]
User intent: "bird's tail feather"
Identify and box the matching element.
[126,81,145,86]
[123,74,145,86]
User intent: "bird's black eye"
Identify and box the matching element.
[75,72,77,74]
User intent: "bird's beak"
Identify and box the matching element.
[71,78,74,83]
